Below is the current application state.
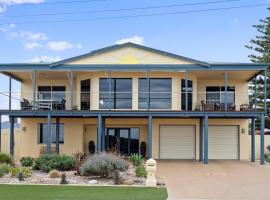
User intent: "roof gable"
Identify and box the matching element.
[51,43,209,67]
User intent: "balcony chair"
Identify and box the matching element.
[201,100,214,111]
[214,103,236,111]
[240,103,253,111]
[53,99,66,110]
[20,98,34,110]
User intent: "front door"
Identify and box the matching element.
[106,128,139,155]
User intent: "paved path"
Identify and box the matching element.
[156,160,270,200]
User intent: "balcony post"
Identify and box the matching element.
[254,76,257,110]
[264,69,267,114]
[97,113,102,153]
[56,117,60,155]
[148,113,152,158]
[147,69,150,110]
[251,117,255,162]
[199,118,204,162]
[47,113,52,154]
[9,116,14,157]
[9,77,11,110]
[185,71,188,111]
[0,115,1,152]
[224,71,228,111]
[32,70,36,107]
[203,114,208,164]
[102,117,105,151]
[70,71,74,110]
[108,70,112,110]
[260,113,265,165]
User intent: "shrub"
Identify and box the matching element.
[10,167,31,178]
[0,164,11,177]
[80,153,129,177]
[20,157,33,167]
[129,153,143,166]
[60,173,68,184]
[49,170,61,178]
[135,165,147,177]
[73,152,87,174]
[33,154,75,172]
[0,153,13,165]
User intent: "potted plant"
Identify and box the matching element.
[88,141,95,155]
[140,141,146,158]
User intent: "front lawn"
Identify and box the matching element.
[0,185,167,200]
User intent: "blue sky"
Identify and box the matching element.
[0,0,269,120]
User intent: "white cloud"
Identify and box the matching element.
[19,30,48,41]
[0,4,6,13]
[28,55,62,63]
[0,0,44,5]
[24,42,42,50]
[0,0,45,13]
[115,36,144,45]
[47,41,81,51]
[0,23,15,32]
[232,18,239,23]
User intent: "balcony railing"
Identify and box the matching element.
[0,91,267,112]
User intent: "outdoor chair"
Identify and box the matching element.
[240,103,253,111]
[53,99,66,110]
[20,98,34,110]
[201,100,214,111]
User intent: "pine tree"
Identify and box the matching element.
[246,8,270,129]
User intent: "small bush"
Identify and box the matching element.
[0,153,13,165]
[0,163,11,177]
[73,152,87,174]
[49,170,61,178]
[135,165,147,177]
[60,173,68,184]
[33,154,75,172]
[17,172,24,181]
[10,167,31,178]
[80,153,129,177]
[129,153,143,166]
[20,157,33,167]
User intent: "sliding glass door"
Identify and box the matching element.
[105,128,140,155]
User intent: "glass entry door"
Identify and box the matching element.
[106,128,139,155]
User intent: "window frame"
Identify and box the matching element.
[99,78,132,109]
[38,123,64,144]
[138,78,172,109]
[206,86,235,105]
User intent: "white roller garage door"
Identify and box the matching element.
[160,125,195,159]
[209,126,239,159]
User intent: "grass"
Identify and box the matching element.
[0,184,167,200]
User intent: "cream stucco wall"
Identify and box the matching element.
[18,117,249,160]
[20,118,83,158]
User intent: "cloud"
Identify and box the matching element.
[0,23,15,32]
[232,18,239,23]
[19,30,48,41]
[47,41,82,51]
[28,55,62,63]
[0,0,45,13]
[115,36,144,45]
[24,42,42,50]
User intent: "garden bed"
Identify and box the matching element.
[0,152,165,187]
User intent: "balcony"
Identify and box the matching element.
[0,90,266,113]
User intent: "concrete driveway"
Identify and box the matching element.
[156,160,270,200]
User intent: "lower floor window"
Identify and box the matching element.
[105,128,140,155]
[38,123,64,144]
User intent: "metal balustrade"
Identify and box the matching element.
[0,90,266,112]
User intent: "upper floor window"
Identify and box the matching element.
[206,86,235,106]
[38,86,65,101]
[80,79,91,110]
[181,79,193,111]
[38,123,64,144]
[99,78,132,109]
[138,78,172,109]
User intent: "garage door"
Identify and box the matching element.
[209,126,239,159]
[160,125,195,159]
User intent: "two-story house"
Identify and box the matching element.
[0,43,268,164]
